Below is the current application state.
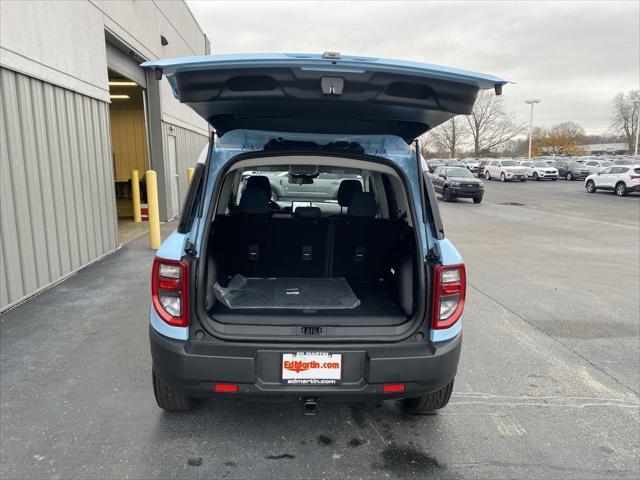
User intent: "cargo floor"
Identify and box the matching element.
[209,282,408,327]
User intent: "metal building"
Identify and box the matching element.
[0,1,210,311]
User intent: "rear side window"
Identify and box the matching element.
[177,163,205,233]
[634,168,640,174]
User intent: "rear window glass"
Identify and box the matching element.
[236,166,365,215]
[634,168,640,174]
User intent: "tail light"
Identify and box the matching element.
[630,175,640,179]
[152,257,189,327]
[432,264,466,329]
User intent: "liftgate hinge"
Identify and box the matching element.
[426,243,441,263]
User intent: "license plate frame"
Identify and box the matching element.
[281,352,342,385]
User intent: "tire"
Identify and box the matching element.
[533,172,539,181]
[520,178,527,182]
[153,371,200,412]
[552,178,557,181]
[615,182,628,197]
[566,172,574,181]
[500,172,506,182]
[442,187,451,202]
[473,196,482,204]
[485,170,491,180]
[585,180,596,193]
[403,380,455,414]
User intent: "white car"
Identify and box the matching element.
[583,159,614,175]
[484,159,527,182]
[519,161,559,181]
[585,165,640,196]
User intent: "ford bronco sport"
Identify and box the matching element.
[143,53,507,414]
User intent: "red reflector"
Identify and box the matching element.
[441,283,461,295]
[214,384,238,393]
[383,384,405,393]
[158,277,180,290]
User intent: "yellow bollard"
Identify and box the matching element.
[187,167,194,183]
[145,170,161,249]
[131,169,142,223]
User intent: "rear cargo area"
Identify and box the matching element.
[204,209,416,327]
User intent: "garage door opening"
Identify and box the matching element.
[108,70,150,244]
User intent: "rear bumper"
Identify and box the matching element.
[149,326,461,401]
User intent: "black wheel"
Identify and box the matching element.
[485,170,491,180]
[473,196,483,204]
[500,172,506,182]
[442,187,452,202]
[552,178,557,181]
[520,178,527,182]
[566,172,574,181]
[533,172,539,181]
[403,380,454,414]
[585,180,596,193]
[153,371,200,412]
[615,182,628,197]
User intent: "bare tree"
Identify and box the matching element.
[423,118,465,158]
[610,90,639,153]
[464,91,524,156]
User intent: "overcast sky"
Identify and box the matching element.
[187,1,639,136]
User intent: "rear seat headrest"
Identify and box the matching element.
[347,192,377,218]
[238,188,270,215]
[337,180,363,207]
[245,175,271,193]
[294,206,322,218]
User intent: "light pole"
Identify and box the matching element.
[525,99,541,159]
[634,101,639,156]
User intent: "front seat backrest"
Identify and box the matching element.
[337,180,363,208]
[246,175,271,194]
[347,192,377,218]
[238,188,270,215]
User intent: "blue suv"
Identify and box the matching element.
[143,53,507,414]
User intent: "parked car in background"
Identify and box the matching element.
[552,160,591,180]
[477,159,492,178]
[431,166,484,203]
[443,159,464,167]
[520,161,559,180]
[426,159,444,173]
[585,165,640,196]
[613,158,635,165]
[484,159,527,182]
[583,159,614,175]
[460,158,480,174]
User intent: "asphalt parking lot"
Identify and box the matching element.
[1,179,638,479]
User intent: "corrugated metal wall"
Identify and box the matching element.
[161,122,208,216]
[0,67,118,311]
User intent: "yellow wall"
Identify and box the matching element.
[109,87,148,181]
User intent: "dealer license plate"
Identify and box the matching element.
[281,352,342,385]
